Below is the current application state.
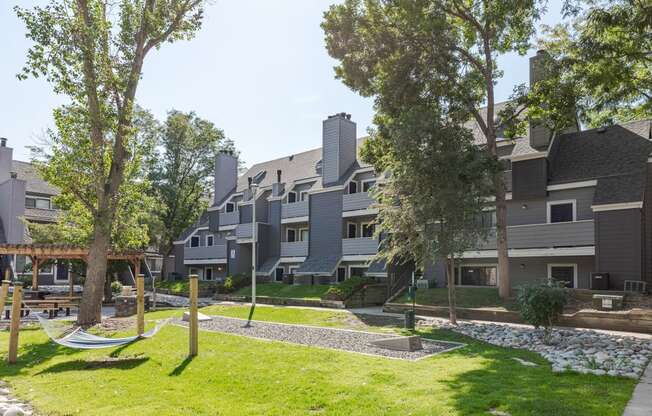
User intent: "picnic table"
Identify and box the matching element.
[3,298,80,320]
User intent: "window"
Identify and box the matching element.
[299,229,309,242]
[348,181,358,194]
[287,191,297,203]
[337,267,346,282]
[361,223,375,238]
[206,235,214,247]
[287,228,296,243]
[275,268,284,282]
[189,267,201,279]
[300,191,309,201]
[350,267,367,278]
[478,210,496,229]
[459,266,497,286]
[362,180,376,193]
[548,264,577,288]
[547,200,576,223]
[25,197,51,210]
[347,222,357,239]
[190,236,200,248]
[204,267,213,281]
[226,202,235,213]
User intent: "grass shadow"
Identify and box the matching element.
[35,357,149,375]
[169,355,195,376]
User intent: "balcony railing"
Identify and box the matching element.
[342,237,379,255]
[476,220,595,250]
[281,200,309,219]
[220,211,239,226]
[281,241,309,257]
[185,244,227,260]
[342,192,374,212]
[236,223,252,239]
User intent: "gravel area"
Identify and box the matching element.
[178,316,463,360]
[434,320,652,378]
[0,380,33,416]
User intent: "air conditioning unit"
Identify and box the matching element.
[591,273,610,290]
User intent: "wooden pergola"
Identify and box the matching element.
[0,244,145,294]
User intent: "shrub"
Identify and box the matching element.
[516,280,568,344]
[218,274,249,294]
[111,281,123,294]
[323,276,375,301]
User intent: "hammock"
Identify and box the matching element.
[33,312,170,350]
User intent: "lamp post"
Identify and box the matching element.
[246,181,258,325]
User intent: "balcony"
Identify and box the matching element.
[477,220,595,250]
[236,223,252,239]
[185,244,227,260]
[281,241,309,257]
[220,211,239,226]
[342,192,374,212]
[342,237,379,256]
[282,200,309,219]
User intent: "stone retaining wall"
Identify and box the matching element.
[214,294,346,309]
[384,303,652,333]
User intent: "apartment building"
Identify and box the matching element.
[173,113,398,284]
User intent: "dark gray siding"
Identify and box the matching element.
[208,210,219,232]
[256,198,268,223]
[240,204,252,223]
[228,240,252,277]
[512,158,547,200]
[645,165,652,283]
[173,244,184,276]
[267,200,281,258]
[309,190,343,258]
[595,209,643,289]
[506,187,595,226]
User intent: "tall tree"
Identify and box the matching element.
[148,110,235,279]
[536,0,652,127]
[323,0,547,298]
[362,107,498,324]
[16,0,206,325]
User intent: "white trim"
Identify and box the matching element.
[219,224,237,231]
[511,151,548,162]
[173,226,209,245]
[214,193,244,211]
[547,180,597,191]
[225,202,236,213]
[347,264,369,279]
[256,259,282,276]
[286,191,298,204]
[648,157,652,163]
[361,221,374,238]
[346,221,358,239]
[547,263,578,288]
[53,261,68,282]
[281,215,310,224]
[189,235,201,248]
[347,180,358,194]
[547,199,576,223]
[341,254,375,262]
[299,228,309,242]
[292,177,320,186]
[507,219,593,229]
[342,208,378,218]
[310,186,345,194]
[337,266,347,282]
[299,190,309,201]
[462,246,595,258]
[591,201,643,212]
[184,259,228,265]
[279,257,306,263]
[203,266,214,281]
[288,266,300,275]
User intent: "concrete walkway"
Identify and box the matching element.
[624,361,652,416]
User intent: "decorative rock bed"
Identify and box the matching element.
[434,320,652,378]
[0,381,33,416]
[177,316,464,361]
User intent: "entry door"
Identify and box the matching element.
[55,261,69,282]
[337,267,346,282]
[275,268,284,282]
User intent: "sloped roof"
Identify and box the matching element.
[11,161,59,196]
[24,207,59,223]
[294,255,341,276]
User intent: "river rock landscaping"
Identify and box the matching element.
[0,381,32,416]
[434,320,652,378]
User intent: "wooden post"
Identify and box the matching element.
[136,274,145,336]
[68,263,74,297]
[32,257,39,291]
[189,274,198,357]
[134,260,141,284]
[0,279,10,317]
[8,282,23,364]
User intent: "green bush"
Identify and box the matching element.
[516,280,568,344]
[155,279,221,296]
[218,274,249,294]
[111,281,123,294]
[323,276,375,301]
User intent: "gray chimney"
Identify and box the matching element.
[529,50,553,150]
[272,170,283,197]
[322,113,356,186]
[214,152,238,206]
[0,138,13,184]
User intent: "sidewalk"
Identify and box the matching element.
[624,361,652,416]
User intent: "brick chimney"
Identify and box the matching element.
[322,113,356,186]
[529,50,553,150]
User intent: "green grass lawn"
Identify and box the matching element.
[395,287,518,310]
[0,305,636,416]
[234,283,333,300]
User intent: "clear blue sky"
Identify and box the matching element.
[1,0,564,167]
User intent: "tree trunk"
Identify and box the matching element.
[446,256,457,325]
[495,173,511,299]
[103,272,113,303]
[77,217,111,326]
